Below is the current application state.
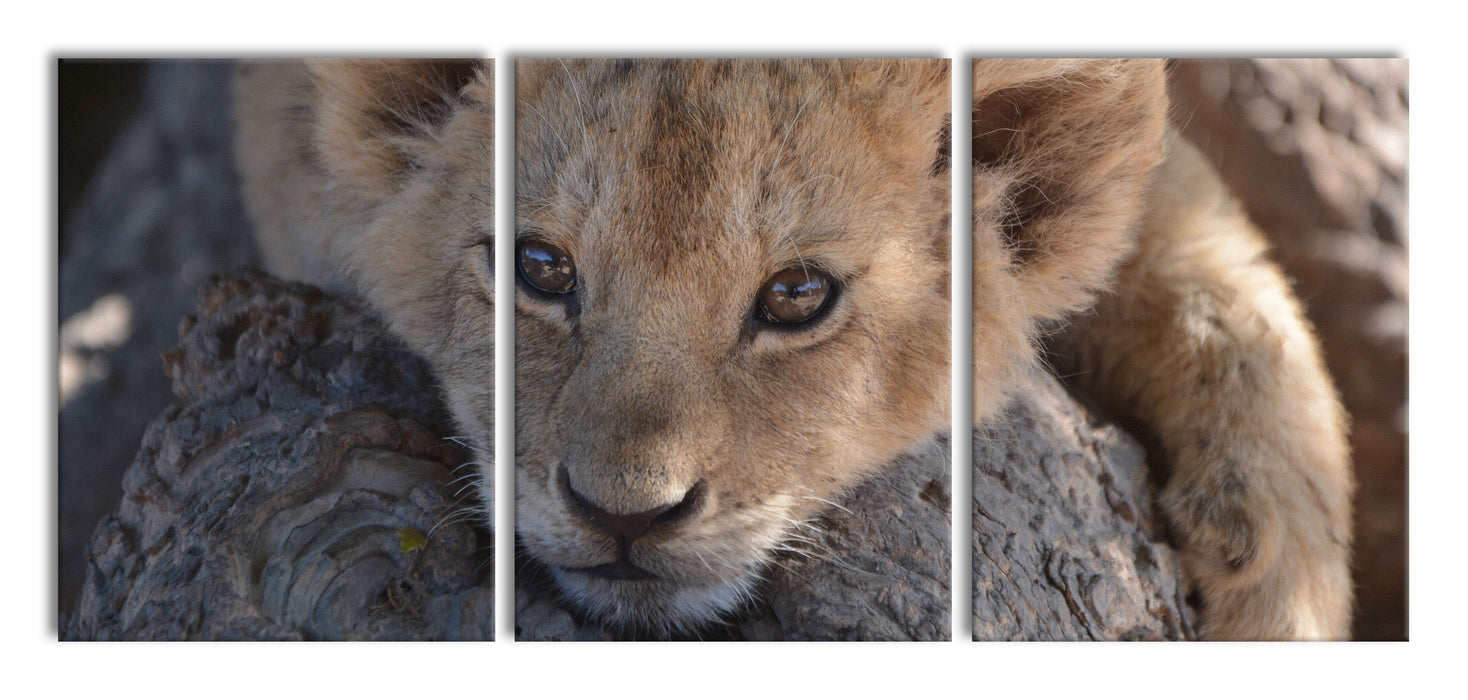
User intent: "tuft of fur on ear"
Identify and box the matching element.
[308,58,485,194]
[971,59,1167,323]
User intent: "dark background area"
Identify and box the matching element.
[58,60,144,255]
[57,60,259,616]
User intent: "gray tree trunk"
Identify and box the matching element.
[64,272,494,640]
[64,271,1193,640]
[971,374,1196,640]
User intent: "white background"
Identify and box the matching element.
[13,2,1460,698]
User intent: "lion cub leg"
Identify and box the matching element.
[1061,135,1354,640]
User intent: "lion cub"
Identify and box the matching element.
[234,58,1352,640]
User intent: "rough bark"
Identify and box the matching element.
[64,272,494,640]
[972,375,1196,640]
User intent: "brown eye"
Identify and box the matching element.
[757,267,834,324]
[517,240,577,295]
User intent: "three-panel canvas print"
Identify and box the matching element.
[57,57,1407,641]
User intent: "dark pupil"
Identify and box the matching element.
[762,268,831,323]
[518,241,576,294]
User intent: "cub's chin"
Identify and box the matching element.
[547,565,761,637]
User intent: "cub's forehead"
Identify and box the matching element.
[515,59,872,188]
[515,59,919,268]
[517,59,855,125]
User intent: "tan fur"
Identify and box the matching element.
[972,59,1354,640]
[233,57,1352,640]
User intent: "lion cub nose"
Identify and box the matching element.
[559,469,707,543]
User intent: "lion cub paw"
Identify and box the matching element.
[1159,455,1352,640]
[1161,459,1279,586]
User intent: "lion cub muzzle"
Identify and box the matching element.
[558,467,708,580]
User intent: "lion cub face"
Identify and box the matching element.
[513,59,951,632]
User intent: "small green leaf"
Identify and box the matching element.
[396,525,427,553]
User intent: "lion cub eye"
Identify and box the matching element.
[517,240,577,295]
[757,267,834,324]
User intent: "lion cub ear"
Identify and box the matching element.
[971,59,1167,322]
[307,58,485,195]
